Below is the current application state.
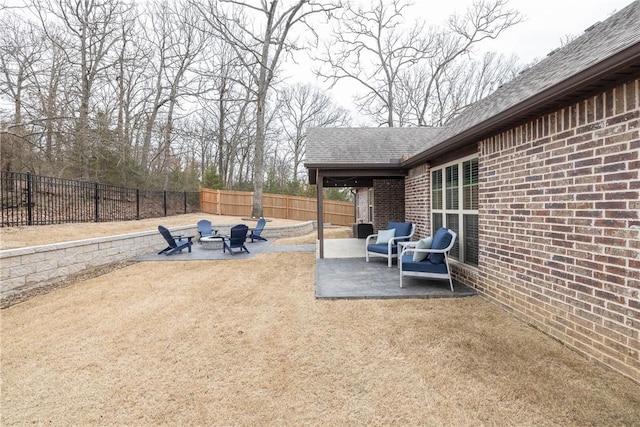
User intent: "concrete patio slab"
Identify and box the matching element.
[316,257,477,299]
[132,236,477,300]
[133,239,315,261]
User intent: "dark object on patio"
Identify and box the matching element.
[158,225,194,255]
[248,218,268,242]
[197,219,217,242]
[399,228,457,291]
[223,224,250,255]
[352,222,373,238]
[365,221,416,267]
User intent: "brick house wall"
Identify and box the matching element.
[372,179,405,231]
[405,77,640,383]
[405,164,430,239]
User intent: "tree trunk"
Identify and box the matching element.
[252,86,266,218]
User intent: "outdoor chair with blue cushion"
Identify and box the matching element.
[248,218,268,242]
[197,219,217,243]
[399,228,457,291]
[157,225,194,256]
[365,221,416,267]
[222,224,250,255]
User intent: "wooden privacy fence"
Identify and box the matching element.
[200,188,355,226]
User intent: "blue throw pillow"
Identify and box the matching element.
[429,228,452,264]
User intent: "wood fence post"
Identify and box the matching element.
[286,195,290,220]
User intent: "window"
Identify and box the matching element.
[431,156,478,266]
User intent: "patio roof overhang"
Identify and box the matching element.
[307,164,407,186]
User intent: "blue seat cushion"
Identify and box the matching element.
[367,243,398,255]
[429,228,452,264]
[388,222,412,241]
[401,254,449,274]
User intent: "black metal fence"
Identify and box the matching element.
[0,171,199,227]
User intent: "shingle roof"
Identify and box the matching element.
[419,0,640,154]
[305,1,640,169]
[305,127,440,166]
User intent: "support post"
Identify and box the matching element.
[317,170,324,259]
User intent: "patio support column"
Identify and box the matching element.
[317,169,324,259]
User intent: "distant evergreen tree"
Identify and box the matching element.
[201,166,223,189]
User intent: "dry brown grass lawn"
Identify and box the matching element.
[1,216,639,425]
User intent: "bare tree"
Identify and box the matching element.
[112,5,148,171]
[0,12,76,174]
[195,0,342,217]
[401,50,521,126]
[314,0,433,127]
[31,0,132,178]
[277,83,351,182]
[315,0,522,127]
[0,12,45,171]
[140,0,206,190]
[195,33,259,188]
[411,0,523,126]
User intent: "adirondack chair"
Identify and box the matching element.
[197,219,217,242]
[222,224,250,255]
[248,218,268,242]
[157,225,194,255]
[399,228,457,291]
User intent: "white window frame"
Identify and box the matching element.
[431,154,478,266]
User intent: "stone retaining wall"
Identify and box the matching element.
[0,221,314,301]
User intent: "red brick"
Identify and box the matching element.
[405,77,640,383]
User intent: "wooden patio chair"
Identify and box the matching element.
[157,225,194,256]
[248,218,268,242]
[197,219,217,243]
[222,224,250,255]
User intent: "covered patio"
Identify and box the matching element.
[305,127,442,259]
[317,238,477,299]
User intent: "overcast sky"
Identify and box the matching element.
[301,0,634,122]
[419,0,633,63]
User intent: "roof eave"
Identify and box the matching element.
[402,42,640,168]
[306,163,407,185]
[304,162,403,169]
